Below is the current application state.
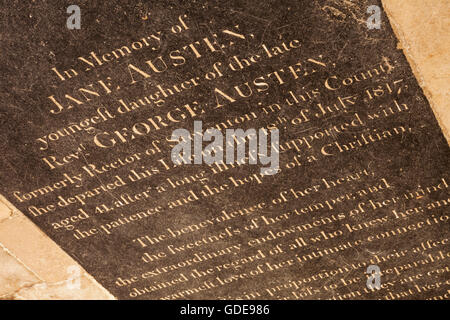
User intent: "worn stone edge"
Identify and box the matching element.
[382,0,450,144]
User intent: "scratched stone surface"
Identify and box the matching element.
[0,0,449,300]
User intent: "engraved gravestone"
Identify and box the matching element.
[0,0,448,299]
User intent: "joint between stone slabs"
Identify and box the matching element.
[0,241,45,284]
[1,274,80,300]
[0,194,21,223]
